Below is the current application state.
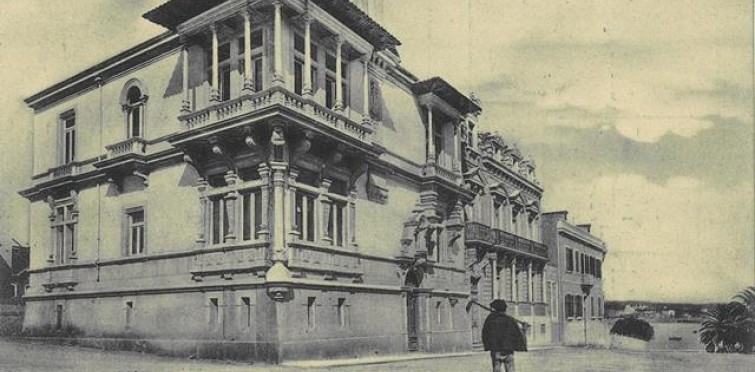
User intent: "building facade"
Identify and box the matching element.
[541,211,608,346]
[19,0,559,362]
[0,238,30,301]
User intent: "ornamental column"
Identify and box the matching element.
[257,165,271,240]
[272,0,284,85]
[426,105,435,163]
[362,56,370,123]
[348,188,357,249]
[511,257,517,302]
[318,179,332,244]
[196,177,209,245]
[242,8,254,93]
[453,122,461,173]
[272,165,287,262]
[528,259,534,303]
[302,13,313,98]
[209,24,220,102]
[334,36,345,111]
[491,255,499,300]
[224,171,239,243]
[287,168,299,242]
[181,43,191,113]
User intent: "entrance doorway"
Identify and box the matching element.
[405,269,422,351]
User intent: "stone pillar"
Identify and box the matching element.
[196,178,209,245]
[272,0,284,85]
[302,13,313,98]
[511,257,517,302]
[181,44,191,113]
[272,165,287,262]
[453,122,461,172]
[242,8,254,93]
[528,260,533,303]
[319,179,332,244]
[224,171,239,243]
[491,256,498,300]
[348,189,357,249]
[426,105,435,163]
[287,168,299,242]
[334,36,344,111]
[209,24,220,102]
[362,56,370,122]
[257,165,271,240]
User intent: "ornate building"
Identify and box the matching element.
[19,0,556,362]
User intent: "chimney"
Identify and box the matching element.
[577,224,592,233]
[543,211,568,221]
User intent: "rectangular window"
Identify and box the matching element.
[565,248,573,272]
[597,259,602,278]
[327,202,345,247]
[55,304,64,330]
[436,301,442,324]
[294,58,304,95]
[209,298,219,325]
[220,65,232,101]
[127,209,145,255]
[337,298,347,328]
[307,297,316,330]
[241,190,262,241]
[590,296,595,318]
[60,111,76,164]
[241,297,252,328]
[210,198,229,245]
[52,204,76,264]
[493,202,501,229]
[340,61,349,108]
[325,75,336,109]
[433,121,443,161]
[295,191,316,242]
[125,301,134,328]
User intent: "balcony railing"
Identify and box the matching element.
[50,163,80,179]
[179,86,374,143]
[105,137,147,159]
[465,222,548,260]
[422,162,461,185]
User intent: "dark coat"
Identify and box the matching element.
[482,311,527,352]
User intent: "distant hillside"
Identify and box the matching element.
[605,300,721,321]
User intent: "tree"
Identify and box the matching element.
[699,301,754,353]
[610,317,654,341]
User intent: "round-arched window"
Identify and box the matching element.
[121,80,147,139]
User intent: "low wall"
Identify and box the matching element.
[0,304,24,335]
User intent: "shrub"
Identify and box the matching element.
[610,317,654,341]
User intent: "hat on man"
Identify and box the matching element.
[490,299,507,312]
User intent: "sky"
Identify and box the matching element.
[0,0,752,303]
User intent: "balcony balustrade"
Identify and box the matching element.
[465,222,548,260]
[422,162,461,185]
[105,137,147,159]
[50,163,80,179]
[179,86,374,144]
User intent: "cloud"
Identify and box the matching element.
[548,174,754,302]
[614,117,713,143]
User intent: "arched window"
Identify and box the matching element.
[120,80,148,139]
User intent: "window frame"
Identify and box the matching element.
[59,110,77,165]
[124,206,146,256]
[51,201,77,264]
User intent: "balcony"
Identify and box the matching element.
[49,163,80,179]
[105,137,147,159]
[178,86,375,145]
[465,222,549,260]
[422,162,461,186]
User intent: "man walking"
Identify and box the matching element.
[482,299,527,372]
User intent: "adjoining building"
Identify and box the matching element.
[17,0,605,362]
[0,238,29,301]
[541,211,608,346]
